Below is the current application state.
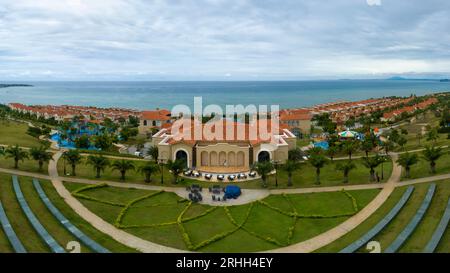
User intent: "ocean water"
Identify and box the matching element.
[0,80,449,110]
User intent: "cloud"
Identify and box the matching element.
[367,0,382,6]
[0,0,449,80]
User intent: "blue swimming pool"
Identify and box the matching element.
[314,141,329,150]
[50,133,99,150]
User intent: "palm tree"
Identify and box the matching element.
[381,140,395,156]
[362,155,383,182]
[308,154,328,185]
[86,155,110,178]
[396,153,419,178]
[282,160,301,187]
[166,159,185,184]
[111,159,135,181]
[361,139,374,158]
[30,146,53,172]
[307,147,324,157]
[335,161,356,183]
[147,146,159,162]
[63,150,82,176]
[342,140,360,160]
[288,147,304,162]
[5,145,29,169]
[396,136,408,151]
[138,161,159,183]
[252,161,275,188]
[422,145,443,174]
[426,128,439,143]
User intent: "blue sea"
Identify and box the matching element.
[0,80,449,110]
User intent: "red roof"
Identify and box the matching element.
[165,119,289,146]
[141,109,171,121]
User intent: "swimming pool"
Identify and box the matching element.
[314,141,329,150]
[50,133,99,150]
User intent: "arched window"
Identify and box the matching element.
[175,150,188,168]
[258,151,270,162]
[227,152,236,167]
[237,152,245,166]
[201,151,209,166]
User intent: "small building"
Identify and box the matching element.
[138,109,172,135]
[279,109,312,138]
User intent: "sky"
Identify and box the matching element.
[0,0,450,81]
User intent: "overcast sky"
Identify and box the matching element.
[0,0,449,80]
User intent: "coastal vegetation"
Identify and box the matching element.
[0,84,32,88]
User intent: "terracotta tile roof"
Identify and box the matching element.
[141,109,171,121]
[164,119,289,146]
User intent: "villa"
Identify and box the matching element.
[138,109,173,135]
[152,118,297,174]
[278,108,312,138]
[381,97,438,122]
[8,103,140,123]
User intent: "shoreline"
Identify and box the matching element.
[0,84,33,88]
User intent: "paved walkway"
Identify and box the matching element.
[48,151,404,253]
[2,151,449,253]
[48,152,186,253]
[267,153,401,253]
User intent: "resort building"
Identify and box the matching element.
[152,119,297,174]
[279,108,312,137]
[138,109,172,135]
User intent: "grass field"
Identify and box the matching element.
[0,172,135,253]
[64,181,380,252]
[399,149,450,181]
[0,174,49,252]
[0,120,42,148]
[0,156,49,175]
[317,181,450,253]
[58,156,393,190]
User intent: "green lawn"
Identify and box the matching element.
[0,211,13,253]
[65,181,380,252]
[0,173,49,252]
[17,176,92,252]
[59,156,393,190]
[39,179,136,252]
[0,120,42,148]
[317,181,450,253]
[395,133,450,152]
[399,181,450,253]
[0,173,135,253]
[400,149,450,181]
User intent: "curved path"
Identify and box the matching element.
[46,151,402,253]
[268,153,401,253]
[48,152,186,253]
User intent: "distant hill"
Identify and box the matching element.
[0,84,33,88]
[387,77,449,82]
